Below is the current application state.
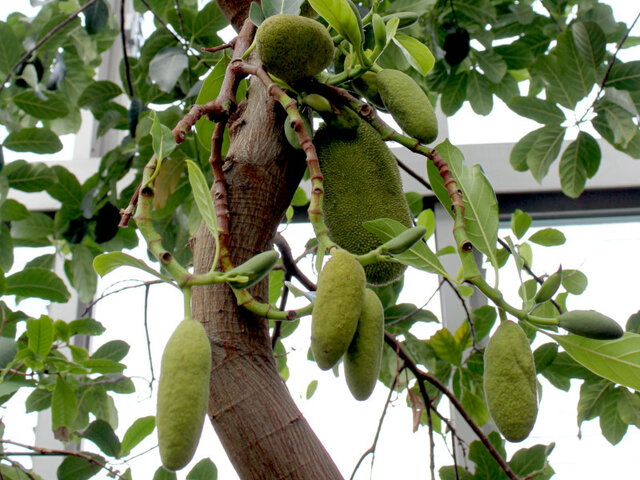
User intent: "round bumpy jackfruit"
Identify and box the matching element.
[483,320,538,443]
[311,250,366,370]
[157,319,212,471]
[315,120,413,285]
[377,69,438,144]
[256,14,333,83]
[344,288,384,400]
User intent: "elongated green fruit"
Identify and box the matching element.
[256,14,333,83]
[226,250,279,289]
[534,268,562,304]
[157,319,212,471]
[377,69,438,144]
[344,288,384,400]
[558,310,623,340]
[352,71,385,109]
[312,250,366,370]
[484,320,537,443]
[379,226,427,255]
[315,120,413,285]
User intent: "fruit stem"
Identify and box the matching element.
[183,287,192,319]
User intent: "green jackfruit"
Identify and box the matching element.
[558,310,623,339]
[377,69,438,144]
[315,120,412,285]
[256,14,334,83]
[157,319,212,471]
[344,288,384,400]
[312,249,366,370]
[483,320,537,443]
[353,71,384,109]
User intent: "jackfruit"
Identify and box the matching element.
[352,71,385,109]
[344,288,384,400]
[483,320,537,443]
[376,69,438,144]
[157,319,212,471]
[255,14,334,83]
[315,120,412,285]
[558,310,623,339]
[311,249,366,370]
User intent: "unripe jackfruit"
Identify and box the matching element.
[558,310,623,339]
[344,288,384,400]
[483,320,537,443]
[377,69,438,144]
[157,319,212,471]
[256,14,334,83]
[353,71,384,109]
[312,249,366,370]
[315,120,412,285]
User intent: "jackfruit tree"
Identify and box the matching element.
[0,1,640,479]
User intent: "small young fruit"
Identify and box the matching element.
[533,268,562,304]
[226,250,280,289]
[256,14,334,83]
[284,113,312,150]
[557,310,623,340]
[376,69,438,144]
[352,71,385,109]
[484,320,537,443]
[157,319,212,471]
[311,250,366,370]
[344,288,384,400]
[379,226,427,255]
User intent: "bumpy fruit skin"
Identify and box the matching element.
[558,310,623,340]
[344,288,384,400]
[157,319,212,471]
[256,14,333,83]
[483,320,538,443]
[353,71,385,109]
[312,250,366,370]
[377,69,438,144]
[315,120,413,285]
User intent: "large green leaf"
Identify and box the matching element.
[572,21,606,69]
[473,50,506,84]
[526,126,566,182]
[308,0,361,48]
[605,61,640,91]
[13,91,70,119]
[558,131,601,198]
[195,55,230,151]
[0,22,21,78]
[5,268,70,303]
[187,458,218,480]
[550,332,640,391]
[27,315,54,357]
[57,453,104,480]
[533,55,576,110]
[93,252,172,282]
[52,375,78,430]
[3,128,62,154]
[149,47,188,93]
[78,80,123,109]
[362,218,448,278]
[80,419,121,458]
[120,416,156,457]
[93,340,130,362]
[555,29,596,108]
[440,72,468,116]
[507,96,565,125]
[392,32,434,76]
[509,128,543,172]
[436,140,499,270]
[2,160,55,192]
[186,159,219,240]
[466,70,493,116]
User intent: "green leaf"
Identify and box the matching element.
[149,47,188,92]
[555,29,596,107]
[2,160,55,192]
[572,21,606,69]
[599,387,628,445]
[440,72,468,116]
[186,159,219,240]
[362,218,448,277]
[471,305,496,341]
[528,228,565,247]
[597,100,638,149]
[93,340,130,362]
[291,186,307,207]
[153,467,177,480]
[93,252,171,282]
[186,458,218,480]
[511,209,531,240]
[68,318,106,336]
[549,332,640,391]
[430,328,461,366]
[13,91,70,120]
[308,0,361,48]
[3,127,62,154]
[81,359,126,374]
[195,55,231,151]
[466,71,493,116]
[52,376,77,430]
[0,22,21,78]
[468,432,508,480]
[392,32,434,76]
[0,199,29,221]
[473,50,507,84]
[192,1,227,45]
[605,61,640,91]
[68,244,98,303]
[78,81,123,109]
[577,378,610,424]
[534,342,558,373]
[461,389,488,426]
[26,388,53,413]
[5,268,70,303]
[0,337,17,368]
[532,55,575,110]
[151,112,178,161]
[436,140,499,270]
[561,269,588,294]
[120,416,156,457]
[84,0,110,34]
[559,131,601,198]
[526,126,566,182]
[27,315,54,357]
[57,453,104,480]
[493,43,534,70]
[510,128,543,172]
[507,96,565,125]
[306,380,318,399]
[618,388,640,428]
[508,443,555,477]
[80,419,121,458]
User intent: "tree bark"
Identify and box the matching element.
[191,2,343,478]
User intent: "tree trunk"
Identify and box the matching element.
[191,2,343,478]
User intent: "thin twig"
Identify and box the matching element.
[443,277,477,348]
[384,279,444,328]
[120,0,135,97]
[451,430,461,480]
[416,375,436,480]
[274,232,317,292]
[394,154,432,192]
[0,0,100,94]
[81,279,163,317]
[143,283,155,383]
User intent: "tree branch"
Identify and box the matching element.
[120,0,135,98]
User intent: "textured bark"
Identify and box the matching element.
[191,3,343,478]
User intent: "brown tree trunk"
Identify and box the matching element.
[191,2,343,478]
